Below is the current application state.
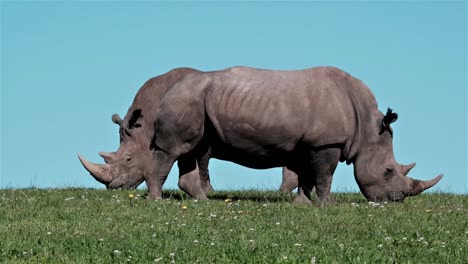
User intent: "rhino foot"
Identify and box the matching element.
[293,193,313,205]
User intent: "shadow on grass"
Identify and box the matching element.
[157,189,368,204]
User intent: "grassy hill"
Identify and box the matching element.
[0,189,466,263]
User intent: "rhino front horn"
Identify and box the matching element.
[409,174,443,196]
[77,153,113,184]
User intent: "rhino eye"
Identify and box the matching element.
[384,167,394,180]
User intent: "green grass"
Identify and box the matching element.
[0,189,466,263]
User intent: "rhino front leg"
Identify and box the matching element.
[146,150,176,200]
[279,167,298,192]
[178,154,208,200]
[309,147,340,204]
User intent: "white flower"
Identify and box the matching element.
[154,257,163,262]
[193,240,199,243]
[276,222,280,225]
[385,236,392,241]
[113,250,121,255]
[47,232,51,235]
[339,243,344,249]
[210,242,215,246]
[311,256,316,264]
[249,228,255,231]
[377,244,383,248]
[169,253,175,257]
[294,243,302,246]
[209,213,217,218]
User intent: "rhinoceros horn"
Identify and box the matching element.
[99,151,116,164]
[400,162,416,176]
[409,174,443,196]
[77,154,113,184]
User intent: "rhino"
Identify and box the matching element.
[144,66,443,203]
[78,67,215,191]
[77,67,300,193]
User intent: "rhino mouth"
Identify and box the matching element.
[363,174,444,202]
[78,154,142,189]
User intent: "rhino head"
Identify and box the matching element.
[78,111,151,189]
[353,108,443,202]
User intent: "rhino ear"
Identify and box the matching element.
[112,114,123,126]
[127,109,143,129]
[382,108,398,128]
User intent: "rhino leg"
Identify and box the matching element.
[279,167,299,192]
[293,170,314,205]
[146,150,175,200]
[310,147,340,204]
[198,149,214,193]
[178,154,208,200]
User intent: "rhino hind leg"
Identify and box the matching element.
[198,150,214,193]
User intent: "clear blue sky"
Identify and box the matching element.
[1,1,466,194]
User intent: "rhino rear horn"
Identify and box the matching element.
[409,174,443,196]
[99,151,116,164]
[77,154,113,184]
[400,162,416,176]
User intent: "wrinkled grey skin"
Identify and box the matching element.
[78,68,216,192]
[146,66,442,203]
[78,67,296,193]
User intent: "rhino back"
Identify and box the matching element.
[203,66,375,161]
[122,67,200,139]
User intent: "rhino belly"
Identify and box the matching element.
[209,141,293,169]
[206,117,303,169]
